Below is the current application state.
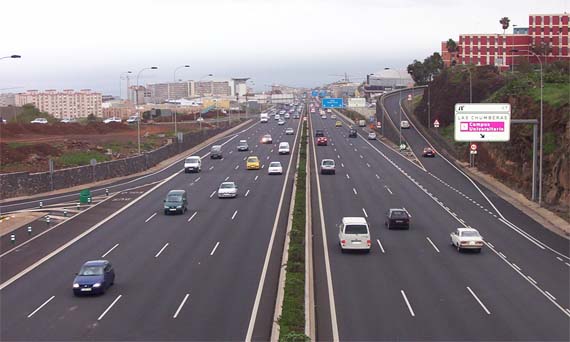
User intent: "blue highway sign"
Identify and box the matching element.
[322,98,343,108]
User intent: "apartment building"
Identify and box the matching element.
[15,89,102,119]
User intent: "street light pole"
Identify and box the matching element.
[136,66,158,155]
[511,49,543,205]
[172,65,190,139]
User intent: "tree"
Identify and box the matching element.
[499,17,510,34]
[532,41,553,64]
[407,53,444,85]
[446,39,458,53]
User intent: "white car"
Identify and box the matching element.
[330,114,337,119]
[284,113,290,119]
[275,114,281,121]
[278,142,290,155]
[30,118,48,124]
[338,217,371,253]
[103,117,122,124]
[268,161,283,175]
[400,120,410,129]
[320,159,335,174]
[218,181,238,198]
[60,118,77,123]
[450,228,484,252]
[368,132,377,140]
[278,120,286,125]
[126,115,139,124]
[184,156,202,173]
[321,115,327,119]
[285,128,294,135]
[326,109,332,113]
[196,117,204,122]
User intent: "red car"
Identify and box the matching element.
[317,137,328,146]
[422,147,436,157]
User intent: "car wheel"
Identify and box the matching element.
[332,171,335,175]
[457,245,461,252]
[477,248,482,253]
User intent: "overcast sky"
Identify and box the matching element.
[1,0,567,95]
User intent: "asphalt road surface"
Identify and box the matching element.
[1,111,302,341]
[310,99,569,341]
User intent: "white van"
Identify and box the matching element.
[260,113,269,123]
[278,142,290,155]
[184,156,202,173]
[338,217,371,253]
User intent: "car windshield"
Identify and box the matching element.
[79,265,104,276]
[186,157,199,163]
[220,183,235,189]
[461,231,480,237]
[248,157,258,162]
[391,211,408,218]
[270,162,281,167]
[166,195,182,202]
[345,225,368,235]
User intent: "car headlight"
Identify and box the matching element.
[93,283,101,288]
[176,206,182,208]
[164,205,169,209]
[73,283,79,288]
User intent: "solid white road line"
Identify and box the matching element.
[145,213,157,223]
[194,177,201,182]
[155,243,169,258]
[97,294,122,321]
[101,243,119,258]
[527,276,538,285]
[401,290,415,317]
[27,295,55,318]
[225,176,230,181]
[467,287,491,315]
[187,212,197,222]
[545,291,557,301]
[210,242,220,256]
[173,293,190,319]
[352,188,358,195]
[566,262,570,268]
[512,263,522,271]
[376,239,385,253]
[426,237,440,253]
[499,252,507,259]
[245,189,250,197]
[362,208,368,218]
[385,186,393,195]
[231,210,238,220]
[210,191,216,198]
[556,256,563,262]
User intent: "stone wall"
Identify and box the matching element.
[0,125,232,199]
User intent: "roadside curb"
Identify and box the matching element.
[0,119,253,204]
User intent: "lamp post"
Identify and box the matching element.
[171,65,190,138]
[0,55,21,60]
[136,66,158,155]
[119,71,132,100]
[385,67,405,147]
[511,48,543,206]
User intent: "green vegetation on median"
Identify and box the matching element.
[278,121,309,341]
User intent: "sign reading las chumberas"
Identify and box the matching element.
[454,103,511,142]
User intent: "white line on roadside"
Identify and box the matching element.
[209,166,214,170]
[362,208,368,218]
[173,293,190,319]
[254,175,259,181]
[194,177,201,182]
[487,242,494,248]
[499,252,507,259]
[243,157,247,161]
[512,263,521,271]
[376,239,385,253]
[385,186,393,195]
[98,295,122,321]
[270,149,274,153]
[341,163,344,168]
[188,212,197,222]
[467,287,491,315]
[556,257,563,262]
[426,237,440,253]
[231,210,238,220]
[266,156,270,160]
[545,291,557,301]
[346,174,350,179]
[245,189,250,197]
[210,191,216,198]
[337,154,341,159]
[565,262,570,267]
[101,244,119,258]
[225,176,230,181]
[262,164,265,169]
[527,276,538,285]
[155,243,169,258]
[366,163,371,168]
[235,165,240,170]
[210,242,220,256]
[375,174,380,179]
[401,290,415,317]
[145,213,157,223]
[27,295,55,318]
[352,188,358,195]
[359,155,363,159]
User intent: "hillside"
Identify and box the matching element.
[412,63,569,219]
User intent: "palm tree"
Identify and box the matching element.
[446,39,457,53]
[500,17,510,34]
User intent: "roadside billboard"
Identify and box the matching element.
[321,98,343,108]
[348,98,366,108]
[454,103,511,142]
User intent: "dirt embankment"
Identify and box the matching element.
[413,65,569,218]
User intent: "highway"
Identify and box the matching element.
[0,111,302,340]
[310,100,569,340]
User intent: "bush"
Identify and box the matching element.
[57,151,110,167]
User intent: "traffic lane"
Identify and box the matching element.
[0,119,280,336]
[345,125,570,307]
[0,120,258,212]
[315,116,570,340]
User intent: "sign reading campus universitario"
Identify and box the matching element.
[454,103,511,142]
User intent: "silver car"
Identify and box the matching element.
[218,182,238,198]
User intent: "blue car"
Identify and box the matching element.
[73,260,115,296]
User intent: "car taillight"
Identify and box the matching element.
[341,240,346,245]
[367,240,371,246]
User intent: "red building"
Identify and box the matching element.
[453,13,569,69]
[441,41,459,67]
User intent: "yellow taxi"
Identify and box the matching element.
[335,120,342,127]
[246,156,261,170]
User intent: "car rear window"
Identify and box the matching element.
[220,183,235,189]
[461,231,480,237]
[345,225,368,235]
[322,160,334,166]
[391,211,408,218]
[270,162,281,167]
[248,157,258,162]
